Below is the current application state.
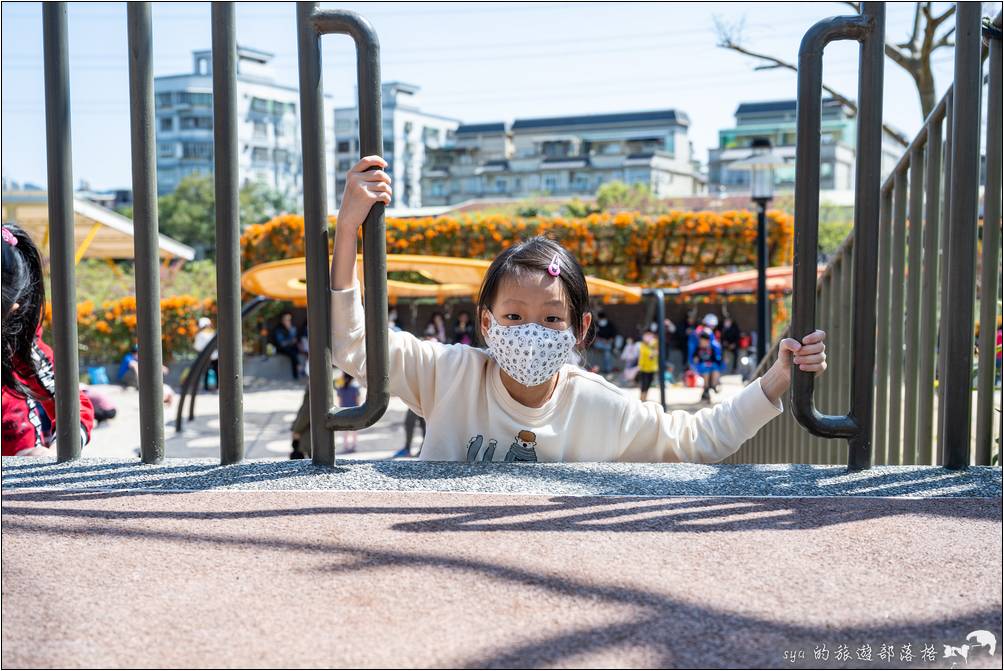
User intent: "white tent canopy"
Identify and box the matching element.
[1,190,195,262]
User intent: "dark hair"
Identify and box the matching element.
[2,223,48,399]
[699,332,712,341]
[475,236,593,348]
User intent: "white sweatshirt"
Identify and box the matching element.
[331,283,783,463]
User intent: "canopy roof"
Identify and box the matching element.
[242,254,645,306]
[1,191,195,261]
[677,265,824,294]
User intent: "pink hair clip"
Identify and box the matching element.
[1,227,16,247]
[547,253,561,277]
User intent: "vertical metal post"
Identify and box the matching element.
[936,93,954,463]
[42,3,81,462]
[297,2,336,466]
[790,3,883,470]
[127,2,164,464]
[839,240,853,457]
[917,114,943,465]
[888,168,908,463]
[942,3,983,469]
[902,146,925,464]
[655,290,667,410]
[874,186,892,464]
[212,2,244,465]
[756,200,769,364]
[975,16,1002,464]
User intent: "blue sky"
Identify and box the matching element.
[1,1,958,191]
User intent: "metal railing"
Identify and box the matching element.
[37,3,1000,469]
[731,6,1003,468]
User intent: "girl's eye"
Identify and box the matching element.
[504,314,521,321]
[544,316,563,323]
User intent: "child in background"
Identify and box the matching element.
[636,330,660,402]
[336,373,360,454]
[2,224,95,456]
[693,332,724,403]
[329,156,828,463]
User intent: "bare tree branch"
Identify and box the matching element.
[931,4,956,29]
[899,2,924,51]
[713,16,911,146]
[934,25,956,50]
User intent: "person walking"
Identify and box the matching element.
[193,317,219,391]
[272,312,301,380]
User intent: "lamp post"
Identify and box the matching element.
[731,137,786,364]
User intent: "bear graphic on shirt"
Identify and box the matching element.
[464,430,538,462]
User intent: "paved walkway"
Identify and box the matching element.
[84,365,744,461]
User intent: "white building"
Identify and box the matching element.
[154,46,336,212]
[334,82,460,209]
[421,109,705,205]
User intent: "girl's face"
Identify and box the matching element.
[480,271,591,344]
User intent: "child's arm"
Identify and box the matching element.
[329,156,456,417]
[617,331,826,463]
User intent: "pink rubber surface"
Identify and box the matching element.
[2,490,1001,668]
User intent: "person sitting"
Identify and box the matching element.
[692,332,724,402]
[272,312,301,380]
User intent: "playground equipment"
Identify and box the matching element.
[35,2,1001,469]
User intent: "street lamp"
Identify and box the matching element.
[730,137,787,364]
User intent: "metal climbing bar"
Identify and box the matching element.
[942,3,985,469]
[211,2,245,465]
[297,2,390,467]
[127,2,165,464]
[790,2,885,470]
[42,2,81,462]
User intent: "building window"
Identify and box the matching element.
[253,121,268,139]
[156,92,173,108]
[383,139,394,154]
[274,149,289,164]
[250,97,270,114]
[544,176,558,191]
[337,158,353,172]
[251,147,270,163]
[179,92,212,107]
[573,174,589,191]
[495,178,506,193]
[159,117,173,132]
[180,116,212,130]
[157,142,176,158]
[337,140,352,153]
[181,142,212,160]
[542,141,571,158]
[422,127,439,144]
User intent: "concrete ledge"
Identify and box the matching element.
[2,457,1000,497]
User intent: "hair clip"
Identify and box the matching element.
[547,253,561,277]
[1,227,16,247]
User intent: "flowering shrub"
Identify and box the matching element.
[240,210,794,286]
[65,295,216,365]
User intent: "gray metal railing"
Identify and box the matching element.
[298,4,390,467]
[733,7,1003,468]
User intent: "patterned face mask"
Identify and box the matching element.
[484,312,577,387]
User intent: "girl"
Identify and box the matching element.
[329,157,827,463]
[2,224,94,456]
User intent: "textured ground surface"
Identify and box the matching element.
[2,459,1002,669]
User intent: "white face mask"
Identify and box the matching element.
[484,312,577,387]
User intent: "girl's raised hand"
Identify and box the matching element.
[338,155,392,231]
[777,330,827,376]
[760,330,827,404]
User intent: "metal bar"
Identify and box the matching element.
[942,3,983,469]
[975,15,1003,465]
[873,186,893,465]
[791,4,883,470]
[655,290,667,410]
[936,92,954,464]
[756,201,769,364]
[917,114,943,465]
[300,7,391,448]
[824,252,840,463]
[296,2,336,466]
[903,145,926,464]
[888,167,908,463]
[838,239,853,463]
[127,2,165,464]
[211,2,244,465]
[42,3,81,462]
